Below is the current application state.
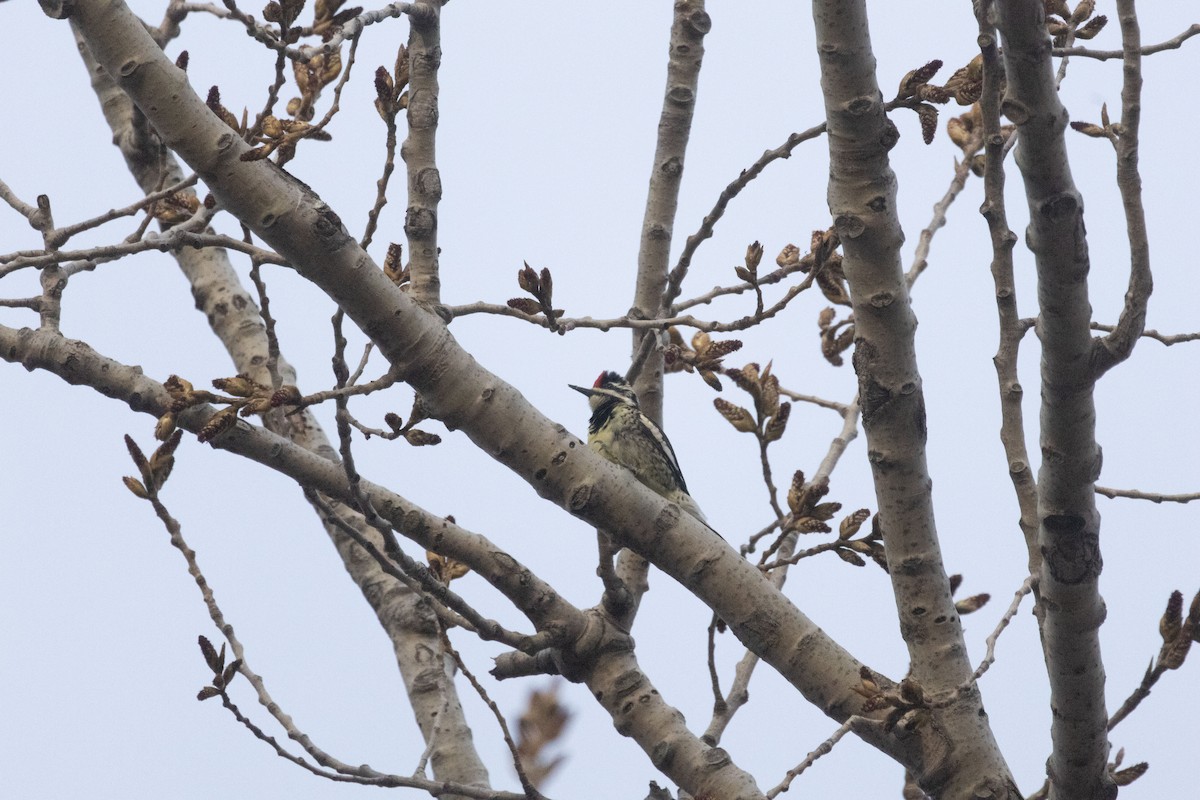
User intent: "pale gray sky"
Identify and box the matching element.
[2,2,1198,798]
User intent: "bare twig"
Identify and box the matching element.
[666,122,826,310]
[308,31,362,137]
[1053,23,1200,60]
[777,387,849,415]
[448,254,817,333]
[310,493,457,629]
[1089,322,1199,345]
[671,256,814,313]
[1053,16,1079,87]
[0,177,42,224]
[362,43,407,250]
[595,531,630,620]
[703,399,860,743]
[1,174,200,250]
[906,142,980,287]
[347,342,374,385]
[440,631,547,800]
[935,575,1036,707]
[140,494,518,796]
[0,297,42,310]
[765,718,857,798]
[0,230,285,277]
[291,368,401,410]
[1095,486,1200,504]
[244,227,283,388]
[449,278,815,335]
[217,0,287,52]
[1091,0,1153,378]
[319,3,417,58]
[214,0,416,63]
[624,328,661,389]
[975,3,1039,566]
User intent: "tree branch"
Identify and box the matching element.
[67,13,491,791]
[1053,23,1200,60]
[667,122,826,311]
[402,0,442,305]
[1095,486,1200,504]
[1089,322,1199,345]
[811,1,1016,796]
[975,3,1040,570]
[1091,0,1152,377]
[62,2,959,776]
[994,2,1113,797]
[630,0,709,414]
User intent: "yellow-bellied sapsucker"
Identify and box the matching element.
[570,371,710,526]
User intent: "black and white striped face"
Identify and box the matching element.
[569,371,638,413]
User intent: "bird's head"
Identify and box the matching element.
[569,370,638,412]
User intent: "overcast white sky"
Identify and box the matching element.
[2,1,1198,798]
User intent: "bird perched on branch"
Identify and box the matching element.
[570,371,713,530]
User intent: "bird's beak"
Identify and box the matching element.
[568,384,594,397]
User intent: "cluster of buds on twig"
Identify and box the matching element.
[813,252,849,309]
[854,668,930,733]
[1045,0,1107,46]
[818,307,855,367]
[734,240,768,315]
[207,86,249,136]
[733,240,764,285]
[664,329,742,390]
[714,361,789,441]
[507,262,565,333]
[207,86,335,164]
[382,395,442,446]
[195,635,242,702]
[148,190,201,226]
[206,59,341,164]
[121,430,184,500]
[893,56,984,144]
[1107,748,1149,788]
[947,103,1017,173]
[1070,102,1123,146]
[1156,588,1200,672]
[157,374,301,444]
[245,112,334,162]
[382,242,409,286]
[262,0,306,39]
[780,229,854,367]
[286,47,343,121]
[949,574,990,616]
[792,227,841,278]
[310,0,364,41]
[374,45,410,121]
[783,471,885,570]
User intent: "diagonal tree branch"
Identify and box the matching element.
[61,0,978,778]
[1,321,770,800]
[67,15,490,793]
